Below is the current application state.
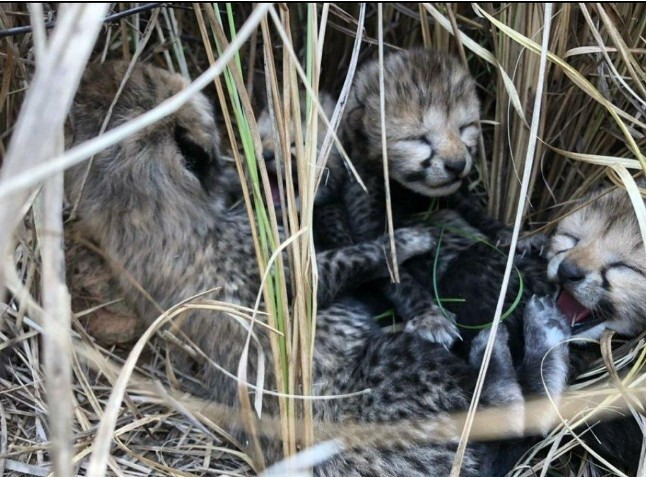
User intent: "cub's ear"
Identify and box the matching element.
[64,111,76,149]
[634,174,645,191]
[346,104,365,129]
[174,126,220,191]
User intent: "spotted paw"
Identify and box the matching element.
[524,295,571,350]
[390,226,437,263]
[404,307,460,348]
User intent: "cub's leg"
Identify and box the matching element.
[313,202,355,251]
[469,326,524,436]
[342,168,459,346]
[519,295,571,434]
[519,295,571,396]
[315,226,436,308]
[393,275,461,347]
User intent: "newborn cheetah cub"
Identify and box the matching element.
[344,48,479,197]
[64,61,438,466]
[332,49,481,346]
[547,188,646,339]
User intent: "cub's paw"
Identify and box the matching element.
[524,295,571,351]
[390,226,437,262]
[469,326,511,368]
[517,233,549,256]
[496,230,548,256]
[404,306,460,348]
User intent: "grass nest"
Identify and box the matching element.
[0,3,644,476]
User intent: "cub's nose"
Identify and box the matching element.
[558,261,585,283]
[445,159,467,176]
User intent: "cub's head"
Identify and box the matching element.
[66,61,223,230]
[344,48,480,197]
[257,92,344,208]
[546,188,645,338]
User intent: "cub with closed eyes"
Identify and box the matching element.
[329,49,482,347]
[546,188,645,339]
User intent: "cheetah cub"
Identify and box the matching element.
[432,188,645,475]
[547,188,645,339]
[344,48,478,197]
[64,61,439,465]
[330,49,481,346]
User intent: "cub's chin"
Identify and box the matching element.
[395,177,463,198]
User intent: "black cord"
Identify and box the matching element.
[0,3,164,39]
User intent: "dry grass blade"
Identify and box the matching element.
[377,4,399,282]
[0,3,109,290]
[315,4,365,174]
[34,144,75,477]
[611,166,646,247]
[450,4,554,475]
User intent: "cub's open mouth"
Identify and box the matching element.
[266,169,299,208]
[556,289,604,333]
[267,170,282,207]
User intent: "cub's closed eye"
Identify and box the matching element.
[608,262,645,276]
[553,232,579,254]
[404,136,431,145]
[557,232,579,244]
[459,121,479,134]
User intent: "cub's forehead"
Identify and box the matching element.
[557,190,644,256]
[358,50,469,98]
[186,93,217,127]
[177,93,219,146]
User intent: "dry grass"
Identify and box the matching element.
[0,3,644,476]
